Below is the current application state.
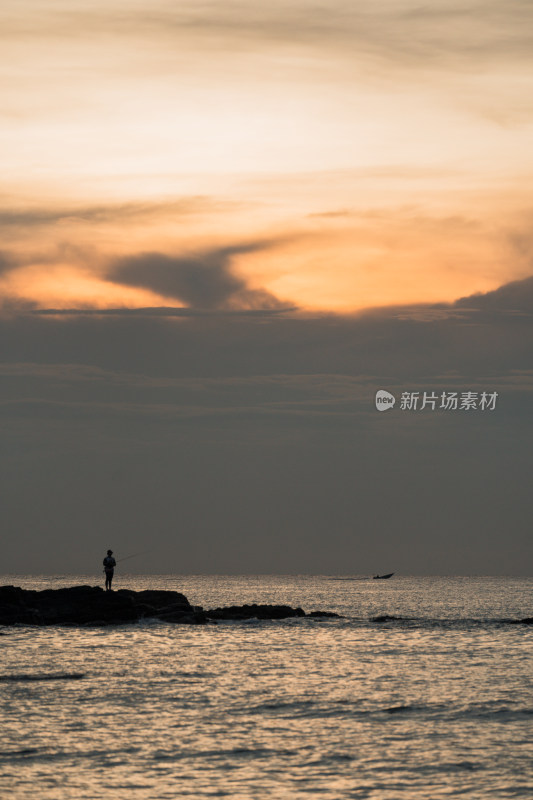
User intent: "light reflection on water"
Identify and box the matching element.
[0,575,531,799]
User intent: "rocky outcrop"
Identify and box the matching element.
[206,604,305,621]
[306,610,341,618]
[205,605,342,620]
[0,585,341,627]
[0,585,205,626]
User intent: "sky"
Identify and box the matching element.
[1,0,532,575]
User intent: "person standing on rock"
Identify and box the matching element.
[103,550,116,591]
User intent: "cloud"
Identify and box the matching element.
[0,196,238,229]
[2,273,533,380]
[4,1,533,71]
[109,243,292,311]
[2,272,532,574]
[455,274,533,314]
[31,306,296,317]
[0,360,528,425]
[0,251,17,275]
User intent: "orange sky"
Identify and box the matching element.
[1,0,533,312]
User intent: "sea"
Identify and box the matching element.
[0,575,531,800]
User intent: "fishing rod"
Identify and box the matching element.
[102,549,154,573]
[116,549,154,564]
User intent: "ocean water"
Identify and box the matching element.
[0,575,531,800]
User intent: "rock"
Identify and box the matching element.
[157,612,209,625]
[116,589,189,609]
[205,604,305,621]
[0,586,37,625]
[505,617,533,625]
[0,585,195,627]
[307,610,342,618]
[154,603,209,624]
[31,586,139,625]
[0,586,338,627]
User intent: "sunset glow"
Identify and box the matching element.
[2,0,533,312]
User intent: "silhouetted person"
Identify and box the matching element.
[103,550,116,591]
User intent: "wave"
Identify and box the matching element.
[369,615,533,628]
[223,697,533,723]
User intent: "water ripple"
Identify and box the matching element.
[0,574,531,799]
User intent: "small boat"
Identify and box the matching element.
[373,572,394,580]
